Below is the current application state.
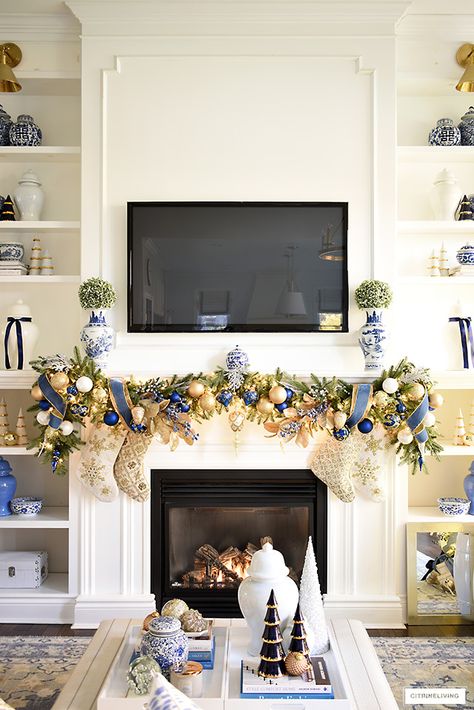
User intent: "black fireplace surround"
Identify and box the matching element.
[151,469,327,617]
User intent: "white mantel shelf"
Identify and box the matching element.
[408,507,474,524]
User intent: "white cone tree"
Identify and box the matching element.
[299,536,329,655]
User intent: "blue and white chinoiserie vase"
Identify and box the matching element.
[9,114,42,147]
[0,457,16,517]
[428,118,461,146]
[458,106,474,146]
[0,242,24,262]
[358,308,387,372]
[80,310,114,369]
[0,105,12,146]
[456,243,474,266]
[140,616,189,679]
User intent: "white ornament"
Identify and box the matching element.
[59,420,74,435]
[299,536,329,655]
[423,412,436,428]
[36,410,51,426]
[382,378,398,394]
[76,376,94,393]
[397,428,413,445]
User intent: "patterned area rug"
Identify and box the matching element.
[0,636,90,710]
[372,637,474,710]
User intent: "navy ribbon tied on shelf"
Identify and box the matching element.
[109,378,134,430]
[38,372,67,429]
[449,317,474,369]
[345,383,373,429]
[3,317,31,370]
[406,392,429,470]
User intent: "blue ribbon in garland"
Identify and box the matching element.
[38,372,67,430]
[406,392,429,470]
[345,383,373,429]
[449,317,474,369]
[109,378,134,430]
[4,317,32,370]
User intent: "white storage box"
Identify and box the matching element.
[0,551,48,588]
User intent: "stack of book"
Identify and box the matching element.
[187,621,215,669]
[240,656,334,699]
[0,260,27,275]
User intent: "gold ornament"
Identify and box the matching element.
[429,392,444,409]
[142,610,160,631]
[131,405,146,425]
[50,372,69,390]
[188,380,205,398]
[31,384,43,401]
[284,652,310,676]
[256,397,274,415]
[333,411,347,429]
[199,392,216,412]
[4,432,18,446]
[229,403,246,432]
[161,598,189,620]
[407,383,425,401]
[373,391,390,408]
[268,385,287,404]
[92,386,108,403]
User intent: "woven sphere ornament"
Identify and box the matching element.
[31,384,43,401]
[382,378,398,394]
[333,411,347,429]
[188,380,205,398]
[50,371,69,390]
[407,383,425,401]
[181,608,207,633]
[199,392,216,412]
[4,432,17,446]
[285,652,310,676]
[256,397,274,415]
[373,391,390,408]
[92,386,108,402]
[161,598,189,620]
[269,385,287,404]
[429,392,444,409]
[142,610,160,631]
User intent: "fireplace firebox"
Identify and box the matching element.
[151,470,327,617]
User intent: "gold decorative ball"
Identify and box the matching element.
[373,391,390,408]
[92,386,108,403]
[268,385,287,404]
[429,392,444,409]
[256,397,274,415]
[131,405,145,425]
[199,392,216,412]
[50,372,69,390]
[161,598,189,620]
[285,652,309,676]
[4,432,18,447]
[142,610,160,631]
[188,381,205,398]
[407,383,425,401]
[333,411,347,429]
[31,384,43,401]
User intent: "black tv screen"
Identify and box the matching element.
[127,202,348,333]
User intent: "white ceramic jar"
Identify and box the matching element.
[429,168,460,221]
[237,541,299,656]
[13,170,44,221]
[2,300,39,370]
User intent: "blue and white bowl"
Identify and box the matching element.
[456,243,474,266]
[0,242,24,262]
[437,497,470,516]
[10,496,43,516]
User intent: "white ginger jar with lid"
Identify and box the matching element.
[429,168,460,221]
[238,541,299,656]
[14,170,44,221]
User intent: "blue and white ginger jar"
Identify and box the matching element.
[459,107,474,146]
[9,114,42,147]
[0,456,16,517]
[140,616,189,679]
[358,308,387,372]
[0,105,12,146]
[456,243,474,266]
[80,310,114,369]
[428,118,461,146]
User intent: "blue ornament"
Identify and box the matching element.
[70,403,80,415]
[169,391,181,404]
[104,410,119,426]
[38,399,50,411]
[285,388,294,400]
[180,403,190,413]
[275,402,288,413]
[384,412,401,429]
[333,427,350,441]
[396,401,407,414]
[79,406,88,417]
[53,449,61,457]
[131,422,147,432]
[242,390,258,406]
[357,418,374,434]
[67,385,78,396]
[217,390,233,408]
[51,459,59,472]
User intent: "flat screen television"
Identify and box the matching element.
[127,202,348,333]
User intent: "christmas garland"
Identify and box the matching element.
[27,346,444,477]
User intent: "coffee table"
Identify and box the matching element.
[53,618,397,710]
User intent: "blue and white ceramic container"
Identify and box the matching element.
[456,243,474,266]
[0,105,12,146]
[429,118,461,146]
[0,457,16,517]
[80,310,114,369]
[459,107,474,146]
[437,497,470,516]
[10,496,43,516]
[140,616,189,679]
[0,242,24,262]
[9,114,42,147]
[358,308,387,371]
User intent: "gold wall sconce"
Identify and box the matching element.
[456,43,474,92]
[0,43,22,93]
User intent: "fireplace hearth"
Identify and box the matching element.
[151,470,327,617]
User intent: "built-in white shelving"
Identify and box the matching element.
[398,146,474,162]
[397,220,474,235]
[0,447,37,456]
[0,508,69,529]
[0,573,69,598]
[398,276,474,285]
[0,275,80,284]
[0,371,36,389]
[432,371,474,389]
[408,506,474,524]
[0,221,80,232]
[0,147,80,162]
[15,71,80,96]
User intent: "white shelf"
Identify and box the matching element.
[397,73,459,97]
[0,507,69,529]
[398,276,474,285]
[398,220,474,235]
[15,71,80,96]
[434,445,474,457]
[398,146,474,162]
[0,447,36,456]
[0,146,80,162]
[0,370,36,389]
[432,370,474,389]
[408,507,474,524]
[0,275,80,283]
[0,221,80,232]
[0,573,69,597]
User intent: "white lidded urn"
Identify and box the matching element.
[2,300,39,370]
[429,168,460,221]
[13,169,44,221]
[238,541,299,656]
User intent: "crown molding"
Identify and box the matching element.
[397,13,474,38]
[0,12,80,41]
